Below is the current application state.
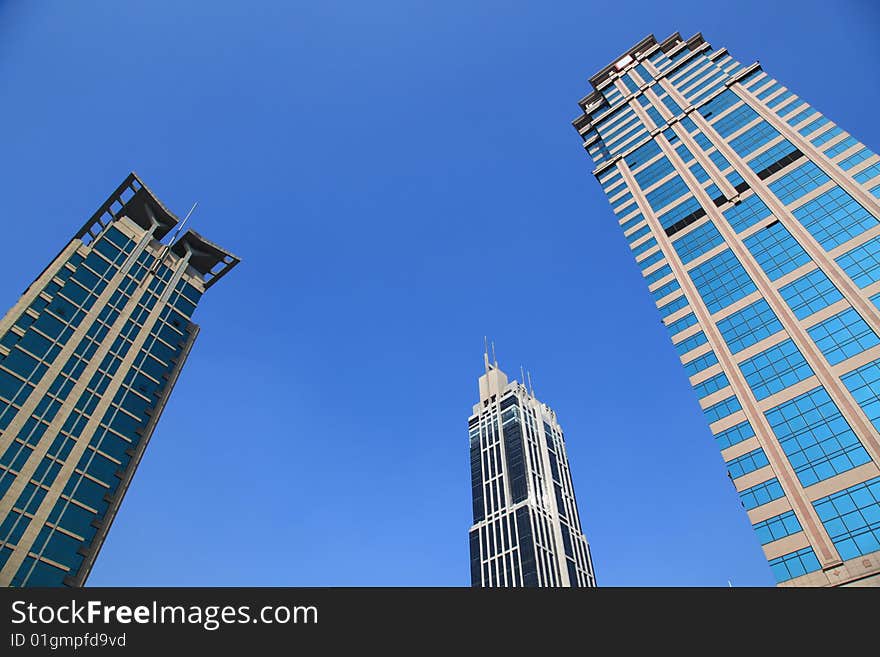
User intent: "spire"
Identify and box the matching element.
[483,336,491,373]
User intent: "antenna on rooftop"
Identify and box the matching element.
[149,201,198,277]
[527,370,534,397]
[491,340,497,368]
[483,336,491,372]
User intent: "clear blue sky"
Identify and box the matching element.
[1,1,878,586]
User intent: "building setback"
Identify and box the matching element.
[468,353,596,587]
[573,32,880,586]
[0,173,238,586]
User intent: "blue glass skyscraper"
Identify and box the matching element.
[573,33,880,586]
[0,173,238,586]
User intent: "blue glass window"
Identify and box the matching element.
[854,161,880,184]
[740,477,785,510]
[779,268,844,320]
[647,176,690,211]
[753,510,803,545]
[786,106,816,126]
[765,386,871,487]
[714,419,755,450]
[658,197,702,231]
[825,135,858,158]
[739,339,813,400]
[634,157,675,190]
[674,330,707,356]
[838,147,872,171]
[811,125,842,146]
[624,139,661,169]
[638,249,665,271]
[724,194,772,233]
[693,371,730,398]
[625,224,652,245]
[747,139,796,174]
[620,213,645,234]
[659,294,689,318]
[644,263,672,286]
[756,81,782,101]
[766,89,793,109]
[726,447,769,478]
[729,121,780,158]
[813,476,880,561]
[793,186,877,251]
[841,358,880,434]
[672,220,724,264]
[798,115,829,137]
[704,394,742,423]
[698,89,740,119]
[743,221,811,281]
[651,278,681,302]
[768,547,821,583]
[708,149,732,172]
[689,249,757,313]
[717,299,783,354]
[689,161,709,183]
[684,350,718,377]
[835,235,880,289]
[632,237,657,258]
[768,161,831,205]
[666,312,698,337]
[807,308,879,366]
[713,103,759,139]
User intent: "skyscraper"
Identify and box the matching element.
[572,32,880,586]
[468,353,596,587]
[0,173,238,587]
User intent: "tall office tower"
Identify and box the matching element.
[468,354,596,587]
[572,32,880,586]
[0,173,238,587]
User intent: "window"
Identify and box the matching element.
[793,186,877,251]
[644,263,672,286]
[854,161,880,184]
[723,194,772,233]
[739,477,785,510]
[703,394,741,424]
[632,237,657,258]
[841,358,880,434]
[726,447,769,479]
[779,268,843,320]
[768,547,820,583]
[716,299,783,354]
[753,510,802,545]
[638,249,665,271]
[659,197,704,233]
[838,147,872,171]
[634,157,675,191]
[811,125,842,146]
[693,371,730,398]
[825,135,858,158]
[813,476,880,561]
[646,176,690,211]
[835,234,880,288]
[786,106,816,127]
[689,249,757,313]
[651,278,681,302]
[768,161,831,205]
[747,139,797,174]
[713,103,760,139]
[625,224,651,245]
[624,139,661,169]
[743,221,811,281]
[738,339,813,400]
[764,386,871,487]
[620,213,645,234]
[729,121,780,158]
[807,308,879,366]
[672,220,724,264]
[666,312,698,337]
[714,419,755,450]
[659,294,689,318]
[699,89,740,119]
[684,350,718,377]
[798,115,829,137]
[674,330,707,356]
[689,162,710,184]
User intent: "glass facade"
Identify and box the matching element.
[0,174,238,587]
[468,359,596,587]
[574,33,880,586]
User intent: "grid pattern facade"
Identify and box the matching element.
[0,174,237,587]
[573,32,880,587]
[468,362,596,587]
